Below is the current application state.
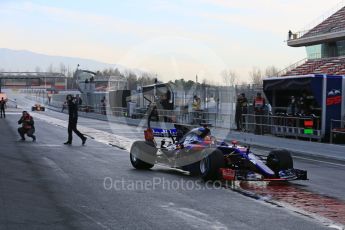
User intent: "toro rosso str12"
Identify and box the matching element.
[130,123,308,181]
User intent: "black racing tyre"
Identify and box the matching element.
[266,149,293,175]
[182,161,201,176]
[130,141,156,170]
[200,149,225,181]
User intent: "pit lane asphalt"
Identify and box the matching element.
[0,112,331,230]
[33,107,345,202]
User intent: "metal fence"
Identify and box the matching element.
[44,98,234,129]
[5,99,18,108]
[330,119,345,144]
[113,108,234,129]
[242,114,322,140]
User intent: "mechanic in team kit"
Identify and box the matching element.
[18,111,36,142]
[64,94,87,145]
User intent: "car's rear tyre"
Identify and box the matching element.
[200,149,224,181]
[266,149,293,175]
[130,141,156,170]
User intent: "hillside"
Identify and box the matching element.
[0,48,117,72]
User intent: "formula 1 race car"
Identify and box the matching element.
[130,123,308,181]
[31,104,45,111]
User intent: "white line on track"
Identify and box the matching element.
[293,156,345,167]
[32,112,133,151]
[42,157,70,181]
[67,206,112,230]
[34,144,62,147]
[1,112,22,115]
[160,202,228,230]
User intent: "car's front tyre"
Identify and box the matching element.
[266,149,293,176]
[129,141,156,170]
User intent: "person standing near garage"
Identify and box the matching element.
[63,95,87,145]
[241,93,248,131]
[235,94,243,130]
[253,92,266,135]
[76,94,82,106]
[0,97,6,118]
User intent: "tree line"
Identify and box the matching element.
[30,63,281,90]
[221,66,280,86]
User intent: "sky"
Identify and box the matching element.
[0,0,343,83]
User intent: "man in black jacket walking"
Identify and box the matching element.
[64,95,87,145]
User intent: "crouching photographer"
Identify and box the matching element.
[18,111,36,142]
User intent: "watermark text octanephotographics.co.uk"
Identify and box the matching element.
[103,177,226,191]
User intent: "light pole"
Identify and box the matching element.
[72,64,80,90]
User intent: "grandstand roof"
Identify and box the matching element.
[288,6,345,47]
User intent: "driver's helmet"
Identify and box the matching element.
[190,127,211,138]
